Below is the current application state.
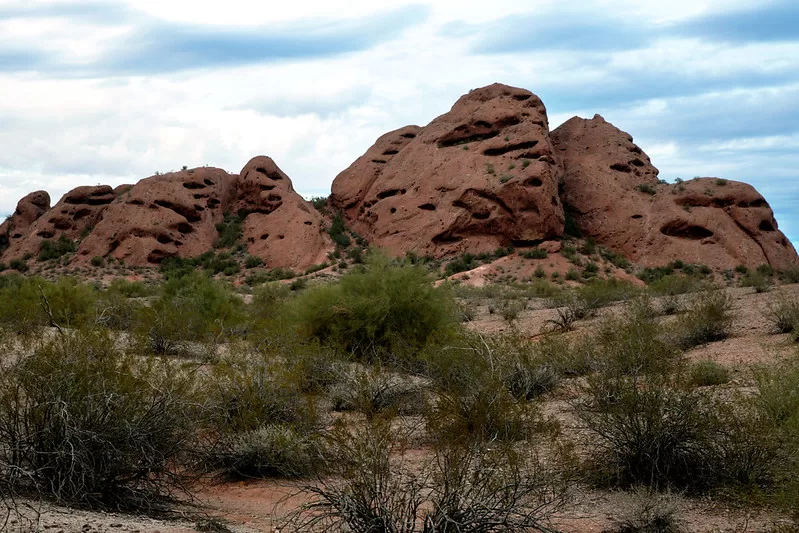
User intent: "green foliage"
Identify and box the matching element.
[327,213,351,248]
[671,290,734,350]
[9,258,27,272]
[245,267,296,285]
[310,196,328,212]
[0,329,198,509]
[244,255,264,269]
[330,366,426,419]
[740,271,773,293]
[38,234,76,261]
[161,251,241,279]
[134,272,244,354]
[90,255,104,267]
[445,252,479,276]
[687,360,730,387]
[780,268,799,284]
[214,212,245,249]
[636,183,657,195]
[290,254,456,362]
[600,247,631,269]
[521,247,548,259]
[765,295,799,333]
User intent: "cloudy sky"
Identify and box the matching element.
[1,0,798,244]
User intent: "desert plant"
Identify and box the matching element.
[741,271,773,293]
[330,366,426,419]
[521,247,548,259]
[670,290,734,350]
[0,329,199,510]
[37,234,76,262]
[284,419,566,533]
[290,253,456,363]
[765,295,799,333]
[687,360,730,387]
[214,212,244,249]
[613,488,683,533]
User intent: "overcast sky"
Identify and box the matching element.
[1,0,798,244]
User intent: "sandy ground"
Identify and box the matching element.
[5,283,799,532]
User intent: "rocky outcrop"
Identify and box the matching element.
[0,160,331,270]
[0,191,50,254]
[552,115,798,270]
[331,83,565,257]
[76,167,237,265]
[2,186,115,261]
[234,156,331,270]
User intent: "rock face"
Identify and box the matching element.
[234,156,331,270]
[77,167,237,265]
[0,191,51,253]
[552,115,798,270]
[331,83,565,257]
[1,160,331,270]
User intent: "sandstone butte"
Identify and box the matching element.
[1,83,796,272]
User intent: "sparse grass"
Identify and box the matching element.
[671,290,734,350]
[636,183,657,195]
[521,247,548,259]
[765,295,799,333]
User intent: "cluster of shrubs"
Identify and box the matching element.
[0,250,798,531]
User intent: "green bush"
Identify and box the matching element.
[209,424,322,479]
[636,183,657,195]
[740,271,773,293]
[671,290,734,350]
[521,247,548,259]
[38,234,76,262]
[291,254,456,362]
[244,255,264,268]
[9,258,27,272]
[90,255,104,267]
[445,252,479,276]
[327,213,351,248]
[0,329,198,509]
[214,212,244,249]
[596,307,680,377]
[330,366,426,419]
[765,295,799,333]
[687,360,730,387]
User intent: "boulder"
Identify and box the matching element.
[331,83,565,257]
[0,190,50,253]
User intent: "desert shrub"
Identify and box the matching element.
[205,355,317,435]
[576,372,775,491]
[521,247,548,259]
[327,213,351,248]
[580,278,639,307]
[445,252,479,276]
[0,276,47,334]
[37,234,76,261]
[41,277,98,328]
[780,268,799,284]
[134,272,244,354]
[671,290,734,350]
[214,212,244,249]
[9,258,27,272]
[613,489,682,533]
[330,366,426,419]
[249,281,291,319]
[244,255,264,268]
[596,307,681,377]
[740,271,773,293]
[245,266,296,285]
[647,274,704,296]
[500,300,524,325]
[687,360,730,387]
[284,419,565,533]
[765,295,799,333]
[636,183,657,195]
[290,254,456,363]
[0,329,198,510]
[209,424,322,479]
[90,255,104,267]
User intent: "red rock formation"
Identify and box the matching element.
[234,156,331,270]
[0,191,50,253]
[76,167,236,265]
[2,186,114,261]
[331,83,565,257]
[552,115,798,270]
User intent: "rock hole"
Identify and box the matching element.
[259,184,276,191]
[513,94,532,101]
[630,159,645,167]
[371,159,387,164]
[610,163,632,172]
[208,198,221,208]
[660,221,714,240]
[471,211,490,220]
[631,214,643,219]
[176,223,193,234]
[260,233,269,240]
[401,132,417,139]
[551,196,558,206]
[304,221,312,225]
[382,149,399,156]
[418,203,436,211]
[377,189,402,200]
[157,234,172,244]
[739,199,768,208]
[74,208,92,220]
[182,182,206,190]
[759,220,776,232]
[432,231,463,244]
[37,230,55,239]
[278,235,285,240]
[525,177,543,187]
[203,178,215,186]
[390,207,397,214]
[130,199,144,206]
[474,120,491,128]
[483,140,539,157]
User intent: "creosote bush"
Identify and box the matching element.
[671,290,734,350]
[0,329,198,510]
[290,253,456,363]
